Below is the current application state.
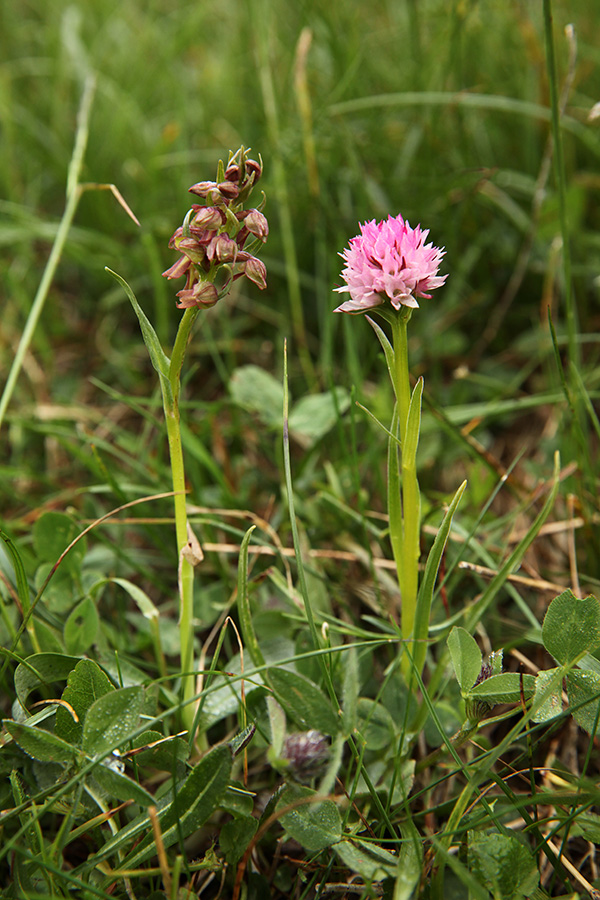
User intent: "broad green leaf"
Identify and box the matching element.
[266,668,340,736]
[277,784,341,852]
[89,760,154,806]
[531,668,563,723]
[571,810,600,844]
[33,511,85,576]
[335,839,397,882]
[229,364,283,427]
[447,627,482,693]
[15,653,81,711]
[130,730,189,770]
[288,387,351,448]
[55,658,114,745]
[64,596,99,655]
[121,744,233,868]
[106,268,173,407]
[356,698,395,750]
[468,673,535,705]
[542,590,600,666]
[566,670,600,735]
[468,830,538,900]
[82,685,144,757]
[219,816,258,865]
[4,720,80,764]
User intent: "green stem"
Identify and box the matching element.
[389,312,421,675]
[165,307,199,733]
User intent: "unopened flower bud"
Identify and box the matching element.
[244,158,262,182]
[281,730,329,783]
[207,234,238,264]
[176,280,219,310]
[217,180,239,200]
[224,163,241,183]
[243,256,267,290]
[189,180,218,198]
[244,209,269,241]
[162,256,191,280]
[192,206,225,230]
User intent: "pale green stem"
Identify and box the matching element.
[389,313,421,673]
[164,306,199,732]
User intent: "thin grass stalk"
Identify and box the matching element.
[0,73,96,431]
[542,0,578,370]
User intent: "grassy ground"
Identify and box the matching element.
[1,1,600,897]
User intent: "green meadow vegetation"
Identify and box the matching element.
[1,0,600,897]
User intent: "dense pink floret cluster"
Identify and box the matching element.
[334,215,446,314]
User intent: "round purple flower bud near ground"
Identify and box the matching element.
[281,730,330,782]
[334,214,446,314]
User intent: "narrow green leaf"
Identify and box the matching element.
[4,720,81,763]
[467,672,535,704]
[335,839,397,882]
[366,316,396,397]
[403,377,423,466]
[412,481,467,677]
[82,686,144,757]
[267,667,340,736]
[394,818,424,900]
[341,646,359,737]
[89,761,154,806]
[121,744,233,868]
[237,525,265,669]
[277,784,341,852]
[447,626,482,693]
[0,528,31,618]
[106,267,173,405]
[542,590,600,666]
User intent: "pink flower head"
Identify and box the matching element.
[334,215,446,314]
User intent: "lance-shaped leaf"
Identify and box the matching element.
[448,627,482,694]
[106,267,173,407]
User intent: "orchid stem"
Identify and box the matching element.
[164,306,199,734]
[389,312,421,678]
